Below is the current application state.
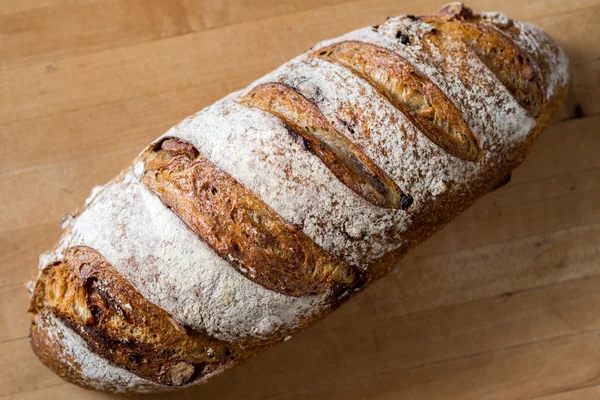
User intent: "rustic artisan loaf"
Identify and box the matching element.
[28,2,568,393]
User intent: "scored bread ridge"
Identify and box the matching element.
[163,14,551,271]
[140,139,358,297]
[250,55,474,198]
[240,83,410,208]
[30,310,162,393]
[314,19,536,149]
[163,96,417,270]
[40,170,329,342]
[501,20,569,100]
[313,40,482,162]
[31,246,248,386]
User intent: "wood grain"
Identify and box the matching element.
[1,0,599,399]
[1,1,599,126]
[0,0,355,69]
[537,386,600,400]
[0,0,595,70]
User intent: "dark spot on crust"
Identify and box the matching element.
[400,194,414,210]
[339,118,356,134]
[396,31,411,45]
[285,125,311,151]
[129,353,144,364]
[89,305,103,323]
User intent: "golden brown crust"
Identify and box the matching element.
[28,3,568,393]
[140,138,358,297]
[368,83,568,281]
[313,41,481,162]
[30,309,165,393]
[30,246,241,386]
[421,4,545,117]
[240,83,411,209]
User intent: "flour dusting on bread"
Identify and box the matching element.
[39,171,327,342]
[29,3,569,392]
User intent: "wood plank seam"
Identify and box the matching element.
[1,3,597,126]
[0,382,66,400]
[510,165,600,188]
[5,213,599,290]
[526,382,600,400]
[0,336,28,345]
[320,271,600,334]
[0,80,593,135]
[267,331,600,400]
[4,216,599,296]
[0,147,135,179]
[0,0,362,71]
[403,219,600,262]
[310,329,600,398]
[526,3,600,22]
[0,282,27,290]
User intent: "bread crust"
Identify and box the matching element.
[421,4,545,116]
[30,309,165,393]
[314,40,481,161]
[241,82,409,208]
[30,246,243,386]
[29,2,569,393]
[141,138,358,297]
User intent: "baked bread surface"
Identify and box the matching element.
[28,2,568,393]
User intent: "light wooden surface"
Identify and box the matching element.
[1,0,599,399]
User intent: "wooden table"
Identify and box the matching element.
[1,0,599,399]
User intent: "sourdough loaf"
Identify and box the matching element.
[28,3,568,393]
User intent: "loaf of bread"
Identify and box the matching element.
[28,2,568,393]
